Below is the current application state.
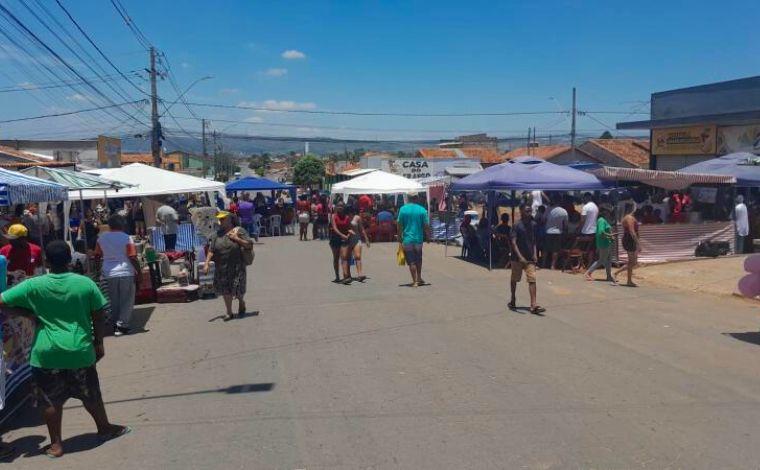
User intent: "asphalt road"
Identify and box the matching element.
[4,236,760,469]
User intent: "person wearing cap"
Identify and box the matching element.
[0,240,130,458]
[202,211,253,321]
[155,198,179,251]
[396,192,431,287]
[0,223,43,281]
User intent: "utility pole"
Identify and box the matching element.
[201,118,208,177]
[570,87,577,158]
[212,130,218,179]
[149,47,161,168]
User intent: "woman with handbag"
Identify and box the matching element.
[202,210,254,321]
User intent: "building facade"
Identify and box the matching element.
[617,76,760,170]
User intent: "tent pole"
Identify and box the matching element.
[488,190,493,271]
[79,189,87,251]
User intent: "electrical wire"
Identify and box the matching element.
[0,99,147,123]
[109,0,151,49]
[54,0,149,97]
[0,70,144,93]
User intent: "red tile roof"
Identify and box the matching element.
[416,147,507,164]
[503,144,572,161]
[0,145,51,162]
[584,139,650,168]
[121,153,154,164]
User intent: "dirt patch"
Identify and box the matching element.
[635,255,750,300]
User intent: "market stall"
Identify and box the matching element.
[0,169,69,416]
[592,166,738,263]
[330,170,428,201]
[450,156,608,269]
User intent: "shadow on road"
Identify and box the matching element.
[724,332,760,346]
[66,383,276,409]
[105,306,154,337]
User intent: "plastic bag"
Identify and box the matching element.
[396,245,406,266]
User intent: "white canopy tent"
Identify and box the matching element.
[330,170,429,202]
[76,163,225,200]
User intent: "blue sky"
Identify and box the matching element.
[1,0,759,144]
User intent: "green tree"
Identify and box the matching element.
[293,155,325,187]
[255,167,265,177]
[599,131,614,139]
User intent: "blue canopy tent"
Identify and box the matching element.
[226,176,295,193]
[679,152,760,187]
[0,167,68,206]
[449,156,608,269]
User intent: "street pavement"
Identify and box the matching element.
[4,236,760,469]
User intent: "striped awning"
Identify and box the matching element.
[20,166,132,190]
[593,167,736,190]
[0,167,68,206]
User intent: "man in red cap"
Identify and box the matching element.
[0,223,42,279]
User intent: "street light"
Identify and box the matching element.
[160,75,213,117]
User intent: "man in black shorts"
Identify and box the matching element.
[0,241,129,458]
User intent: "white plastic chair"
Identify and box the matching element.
[269,215,282,236]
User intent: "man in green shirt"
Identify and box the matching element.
[584,206,617,284]
[396,192,431,287]
[0,241,129,458]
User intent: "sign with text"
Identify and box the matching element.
[382,159,433,179]
[717,125,760,155]
[97,135,122,168]
[652,126,716,155]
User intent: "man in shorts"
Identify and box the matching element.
[0,241,129,458]
[509,204,545,315]
[543,198,568,270]
[397,192,431,287]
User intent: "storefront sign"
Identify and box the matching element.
[717,125,760,155]
[652,126,716,155]
[382,159,433,179]
[97,135,122,168]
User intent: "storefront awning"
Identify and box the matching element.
[592,166,736,190]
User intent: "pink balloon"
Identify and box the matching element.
[738,274,760,298]
[744,254,760,273]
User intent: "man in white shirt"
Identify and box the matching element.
[543,199,568,270]
[734,195,749,254]
[156,199,180,251]
[579,193,599,266]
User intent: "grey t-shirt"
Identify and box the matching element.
[156,205,179,235]
[545,206,568,235]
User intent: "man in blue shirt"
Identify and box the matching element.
[397,192,431,287]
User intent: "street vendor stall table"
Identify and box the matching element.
[450,156,608,269]
[591,166,738,262]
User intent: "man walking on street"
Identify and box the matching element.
[509,204,545,315]
[579,192,599,266]
[734,195,749,254]
[156,198,179,251]
[0,241,130,458]
[584,205,617,284]
[397,192,431,287]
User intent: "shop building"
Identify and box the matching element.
[617,76,760,171]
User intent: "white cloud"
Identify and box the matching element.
[66,93,89,102]
[281,49,306,60]
[17,81,35,90]
[263,68,287,77]
[244,116,264,123]
[238,99,317,111]
[218,88,240,95]
[180,62,191,69]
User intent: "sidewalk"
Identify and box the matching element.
[636,255,749,299]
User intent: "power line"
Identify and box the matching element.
[0,70,144,93]
[0,3,147,127]
[54,0,149,97]
[109,0,152,49]
[0,99,147,123]
[184,102,567,117]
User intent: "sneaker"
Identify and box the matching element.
[114,326,131,337]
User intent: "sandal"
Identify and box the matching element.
[223,314,234,322]
[530,306,546,315]
[238,301,246,316]
[341,277,353,285]
[508,301,516,310]
[357,275,367,282]
[97,425,132,443]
